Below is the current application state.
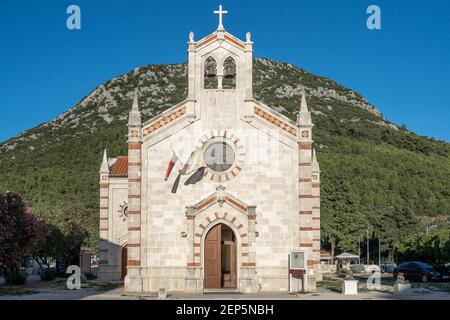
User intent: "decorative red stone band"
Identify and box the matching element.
[242,262,256,267]
[299,163,312,167]
[299,211,313,215]
[128,162,142,167]
[128,227,141,231]
[143,106,187,136]
[312,183,321,188]
[129,178,141,182]
[128,143,141,150]
[225,196,248,213]
[254,106,297,136]
[307,260,320,266]
[300,243,313,247]
[224,34,245,49]
[99,183,109,188]
[299,178,312,182]
[128,260,140,266]
[197,34,217,48]
[299,194,314,198]
[299,227,321,231]
[187,262,201,267]
[127,244,141,248]
[196,196,217,211]
[299,143,312,150]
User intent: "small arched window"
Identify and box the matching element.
[223,57,236,89]
[204,57,218,89]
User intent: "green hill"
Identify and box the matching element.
[1,58,449,259]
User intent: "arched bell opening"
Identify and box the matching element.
[204,56,218,89]
[222,57,236,89]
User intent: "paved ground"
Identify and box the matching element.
[0,282,450,300]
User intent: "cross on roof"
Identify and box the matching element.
[214,5,228,30]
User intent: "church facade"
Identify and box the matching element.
[97,7,321,293]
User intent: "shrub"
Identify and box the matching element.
[40,269,57,281]
[9,272,27,285]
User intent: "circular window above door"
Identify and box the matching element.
[197,130,246,183]
[203,141,236,173]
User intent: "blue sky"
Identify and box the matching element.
[0,0,449,142]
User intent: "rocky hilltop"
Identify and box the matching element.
[1,58,449,253]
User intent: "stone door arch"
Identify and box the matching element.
[184,186,259,293]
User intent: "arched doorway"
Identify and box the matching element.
[204,223,237,289]
[121,245,128,280]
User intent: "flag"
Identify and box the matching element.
[170,146,205,193]
[164,153,177,181]
[171,173,182,194]
[185,146,204,174]
[184,167,206,186]
[172,143,196,166]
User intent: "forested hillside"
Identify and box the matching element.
[1,58,449,259]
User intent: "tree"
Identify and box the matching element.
[31,219,88,276]
[394,228,450,266]
[32,221,65,272]
[0,192,42,280]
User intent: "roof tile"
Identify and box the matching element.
[109,156,128,177]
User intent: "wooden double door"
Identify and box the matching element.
[204,224,237,289]
[121,245,128,280]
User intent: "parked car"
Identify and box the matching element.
[393,261,450,283]
[381,263,397,273]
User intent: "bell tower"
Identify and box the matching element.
[185,5,254,126]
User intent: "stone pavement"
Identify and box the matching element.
[83,286,450,301]
[1,283,450,300]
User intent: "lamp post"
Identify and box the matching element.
[358,236,361,265]
[378,238,381,268]
[366,228,370,265]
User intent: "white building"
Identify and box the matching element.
[97,6,321,293]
